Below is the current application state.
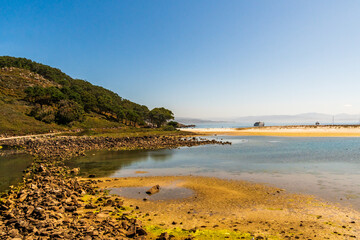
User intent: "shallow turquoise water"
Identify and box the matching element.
[68,136,360,210]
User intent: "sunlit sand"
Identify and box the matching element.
[94,176,360,239]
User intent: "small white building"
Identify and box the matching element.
[254,121,265,127]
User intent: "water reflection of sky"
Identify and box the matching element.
[69,136,360,210]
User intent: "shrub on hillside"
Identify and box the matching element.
[167,121,179,128]
[56,100,84,125]
[162,125,176,131]
[29,104,56,123]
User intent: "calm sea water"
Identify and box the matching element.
[68,136,360,210]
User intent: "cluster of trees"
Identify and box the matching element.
[24,84,174,126]
[0,56,174,127]
[148,108,174,128]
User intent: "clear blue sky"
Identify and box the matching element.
[1,0,360,119]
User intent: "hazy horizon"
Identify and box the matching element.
[176,112,360,123]
[2,1,360,118]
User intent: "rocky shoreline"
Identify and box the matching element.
[1,135,230,160]
[0,135,229,240]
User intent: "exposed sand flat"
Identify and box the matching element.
[94,176,360,239]
[182,125,360,137]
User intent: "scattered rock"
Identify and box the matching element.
[71,168,80,175]
[85,203,97,209]
[157,232,169,240]
[9,229,20,238]
[146,185,160,195]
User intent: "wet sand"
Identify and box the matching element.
[94,176,360,239]
[183,125,360,137]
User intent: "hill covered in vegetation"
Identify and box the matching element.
[0,56,173,135]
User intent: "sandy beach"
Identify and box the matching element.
[182,125,360,137]
[93,176,360,239]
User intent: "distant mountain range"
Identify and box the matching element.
[177,113,360,125]
[175,117,227,124]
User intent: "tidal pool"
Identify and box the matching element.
[109,182,194,201]
[0,151,32,192]
[68,136,360,210]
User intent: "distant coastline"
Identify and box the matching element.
[182,125,360,137]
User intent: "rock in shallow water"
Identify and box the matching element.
[146,184,160,195]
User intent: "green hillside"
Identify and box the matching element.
[0,56,173,135]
